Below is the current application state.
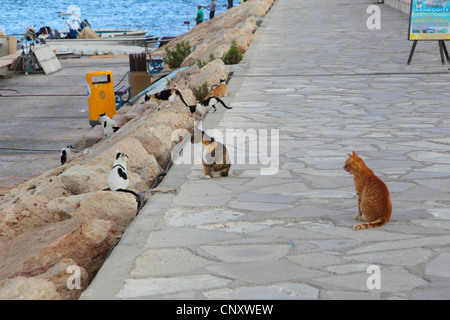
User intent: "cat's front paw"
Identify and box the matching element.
[201,175,211,179]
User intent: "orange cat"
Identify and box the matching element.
[343,152,392,230]
[206,79,229,99]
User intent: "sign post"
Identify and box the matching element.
[407,0,450,64]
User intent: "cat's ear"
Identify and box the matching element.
[352,151,357,157]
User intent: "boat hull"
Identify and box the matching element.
[58,28,148,38]
[45,36,158,47]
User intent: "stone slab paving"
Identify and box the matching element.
[81,0,450,300]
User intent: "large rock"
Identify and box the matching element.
[0,258,89,300]
[182,42,211,68]
[0,218,117,280]
[47,191,138,233]
[0,195,70,243]
[60,164,110,195]
[134,124,174,168]
[173,59,229,91]
[0,276,61,300]
[188,59,229,90]
[249,0,272,17]
[39,258,89,300]
[140,155,164,187]
[32,174,72,199]
[86,137,151,173]
[178,88,197,106]
[60,164,145,195]
[147,103,195,130]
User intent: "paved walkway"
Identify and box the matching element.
[81,0,450,300]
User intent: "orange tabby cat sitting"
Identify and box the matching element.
[343,152,392,230]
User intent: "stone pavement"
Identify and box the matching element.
[81,0,450,300]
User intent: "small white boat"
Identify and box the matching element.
[57,12,148,38]
[57,28,148,39]
[44,36,159,47]
[19,17,149,43]
[17,12,175,56]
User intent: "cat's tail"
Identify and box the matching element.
[116,188,144,215]
[216,97,232,109]
[175,89,188,107]
[188,105,197,113]
[103,187,143,215]
[354,218,387,230]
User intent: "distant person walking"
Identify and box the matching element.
[195,5,204,25]
[227,0,233,9]
[203,0,217,19]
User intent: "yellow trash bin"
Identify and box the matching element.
[86,71,116,126]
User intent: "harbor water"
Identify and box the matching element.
[1,0,230,38]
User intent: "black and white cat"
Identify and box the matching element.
[60,145,74,165]
[98,113,120,138]
[108,151,130,191]
[107,151,143,215]
[188,96,232,118]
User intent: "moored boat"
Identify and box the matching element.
[58,28,148,39]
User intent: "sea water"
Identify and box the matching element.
[0,0,230,37]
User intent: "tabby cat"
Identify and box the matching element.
[343,151,392,230]
[144,88,188,109]
[191,129,231,178]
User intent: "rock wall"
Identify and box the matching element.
[152,0,274,67]
[0,0,274,299]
